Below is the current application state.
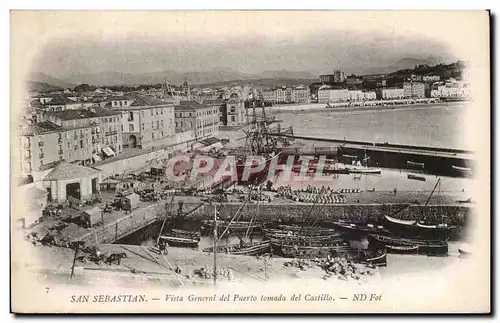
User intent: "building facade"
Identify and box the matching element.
[319,70,346,84]
[317,88,349,103]
[175,101,220,140]
[403,82,426,98]
[291,87,310,103]
[112,96,176,150]
[376,88,405,100]
[18,107,123,177]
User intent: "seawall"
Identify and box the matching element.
[74,201,473,245]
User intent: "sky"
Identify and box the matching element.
[14,11,485,79]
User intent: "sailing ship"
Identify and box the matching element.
[233,103,293,185]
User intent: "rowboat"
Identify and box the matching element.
[332,221,390,236]
[347,168,382,175]
[330,248,387,267]
[275,225,337,235]
[158,235,200,248]
[452,165,472,174]
[202,220,261,232]
[203,242,270,256]
[408,174,426,181]
[407,161,425,169]
[368,234,448,256]
[271,240,350,259]
[383,214,453,240]
[386,244,419,254]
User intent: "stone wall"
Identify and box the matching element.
[74,199,472,245]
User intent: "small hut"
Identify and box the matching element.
[150,160,166,176]
[80,207,103,228]
[120,192,140,211]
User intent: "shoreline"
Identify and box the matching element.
[269,101,468,115]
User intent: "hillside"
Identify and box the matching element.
[28,72,75,89]
[27,81,62,93]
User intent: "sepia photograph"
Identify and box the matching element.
[9,10,491,314]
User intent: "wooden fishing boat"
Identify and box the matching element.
[452,165,472,174]
[368,234,448,256]
[158,235,200,248]
[408,174,426,181]
[170,229,201,241]
[383,214,454,240]
[407,161,425,169]
[202,220,261,232]
[386,244,419,254]
[274,225,337,235]
[332,221,390,236]
[271,240,350,258]
[203,241,270,256]
[347,168,382,175]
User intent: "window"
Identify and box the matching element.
[156,120,159,129]
[156,109,158,115]
[161,131,164,136]
[151,122,154,129]
[27,162,31,171]
[161,120,164,128]
[161,109,163,115]
[128,112,134,121]
[152,132,155,140]
[129,124,134,132]
[150,110,153,116]
[80,140,84,148]
[121,125,124,132]
[142,123,145,131]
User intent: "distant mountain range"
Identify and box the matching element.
[54,68,318,87]
[28,57,451,91]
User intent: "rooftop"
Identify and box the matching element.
[175,100,208,111]
[46,94,78,106]
[47,107,122,121]
[20,121,63,136]
[44,162,100,181]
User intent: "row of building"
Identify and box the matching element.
[18,86,251,179]
[259,86,311,104]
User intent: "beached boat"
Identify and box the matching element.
[452,165,472,174]
[368,234,448,256]
[275,225,337,235]
[347,168,382,175]
[383,214,454,240]
[203,241,270,256]
[170,229,201,241]
[202,220,261,232]
[332,221,390,237]
[407,161,425,169]
[386,244,419,255]
[271,240,350,258]
[158,235,200,248]
[408,174,426,181]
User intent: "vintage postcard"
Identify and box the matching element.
[10,10,491,313]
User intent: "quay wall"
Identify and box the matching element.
[74,201,472,245]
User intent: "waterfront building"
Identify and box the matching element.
[18,107,123,178]
[376,88,405,100]
[224,88,248,126]
[363,91,377,100]
[274,87,289,104]
[42,161,101,203]
[403,82,426,98]
[261,89,275,103]
[430,80,471,99]
[175,100,220,140]
[291,86,311,103]
[348,90,364,101]
[318,88,349,103]
[38,94,92,112]
[111,96,175,150]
